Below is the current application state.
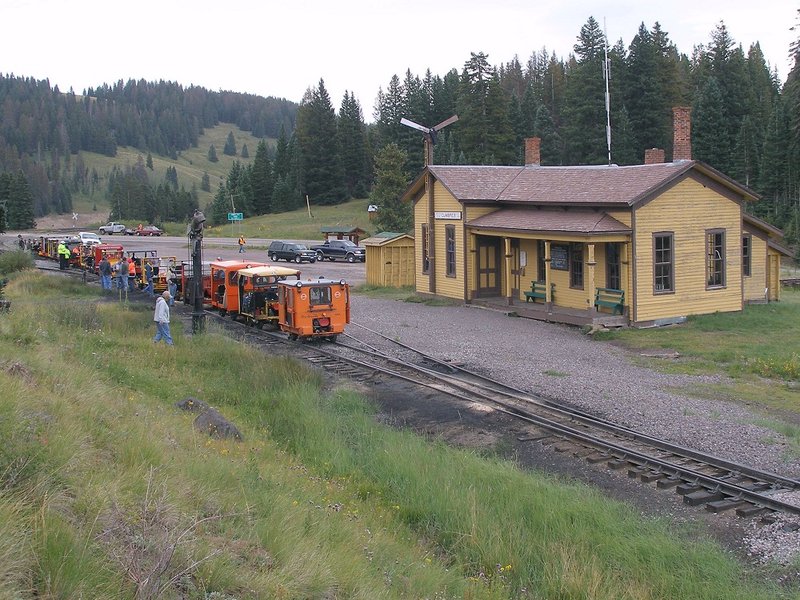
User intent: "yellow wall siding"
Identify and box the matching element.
[607,210,632,228]
[743,235,768,302]
[431,181,465,300]
[634,178,743,322]
[768,250,781,301]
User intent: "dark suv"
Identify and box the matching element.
[268,241,317,264]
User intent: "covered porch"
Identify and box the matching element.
[465,208,633,327]
[470,295,628,327]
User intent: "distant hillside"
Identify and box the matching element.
[0,74,297,217]
[71,123,268,219]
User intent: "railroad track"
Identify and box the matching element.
[335,322,800,521]
[35,260,800,520]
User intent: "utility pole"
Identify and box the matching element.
[188,209,206,334]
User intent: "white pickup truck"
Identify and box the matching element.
[98,222,127,235]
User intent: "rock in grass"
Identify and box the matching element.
[193,407,243,441]
[175,397,209,413]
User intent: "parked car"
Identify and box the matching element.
[78,232,102,246]
[136,225,163,236]
[98,222,127,235]
[268,241,317,264]
[310,239,366,263]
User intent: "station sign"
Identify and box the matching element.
[434,211,462,220]
[228,212,244,221]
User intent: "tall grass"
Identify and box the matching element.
[0,273,792,598]
[595,287,800,382]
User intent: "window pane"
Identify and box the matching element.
[445,226,456,277]
[706,231,725,287]
[654,234,673,292]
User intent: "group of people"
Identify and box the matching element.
[96,255,177,303]
[95,253,176,345]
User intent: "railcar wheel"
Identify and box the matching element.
[327,335,338,343]
[256,322,264,330]
[288,333,298,341]
[219,309,227,316]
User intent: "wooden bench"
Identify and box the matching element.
[524,281,554,303]
[595,287,625,315]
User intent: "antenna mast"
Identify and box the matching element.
[603,18,612,166]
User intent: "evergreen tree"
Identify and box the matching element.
[146,152,154,170]
[7,171,36,229]
[338,91,371,198]
[201,171,211,192]
[295,79,347,205]
[0,173,10,232]
[240,143,249,159]
[532,105,560,165]
[371,143,413,233]
[271,176,292,213]
[223,131,237,156]
[561,17,609,164]
[693,77,730,172]
[210,182,229,225]
[250,139,274,214]
[207,144,218,163]
[273,126,290,180]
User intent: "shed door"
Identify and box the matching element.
[476,237,501,297]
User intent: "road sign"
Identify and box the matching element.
[227,212,243,221]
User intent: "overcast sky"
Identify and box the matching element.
[3,0,796,122]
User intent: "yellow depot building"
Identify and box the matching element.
[403,107,791,327]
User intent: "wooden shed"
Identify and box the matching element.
[320,226,367,245]
[363,232,415,288]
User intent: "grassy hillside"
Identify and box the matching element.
[200,198,374,241]
[0,267,792,598]
[71,124,266,217]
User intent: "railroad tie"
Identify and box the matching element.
[705,498,748,513]
[683,490,723,506]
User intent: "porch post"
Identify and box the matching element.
[467,233,477,301]
[503,237,513,304]
[587,243,596,312]
[544,241,552,305]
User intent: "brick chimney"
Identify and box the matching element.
[525,137,541,166]
[672,106,692,161]
[644,148,665,164]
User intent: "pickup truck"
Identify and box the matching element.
[268,241,317,263]
[98,222,127,235]
[310,239,366,263]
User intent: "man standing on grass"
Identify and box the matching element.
[153,290,173,345]
[98,255,112,291]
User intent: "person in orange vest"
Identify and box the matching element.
[127,258,137,292]
[238,235,246,253]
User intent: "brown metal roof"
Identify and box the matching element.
[429,162,699,206]
[468,208,631,235]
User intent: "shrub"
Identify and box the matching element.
[0,251,34,276]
